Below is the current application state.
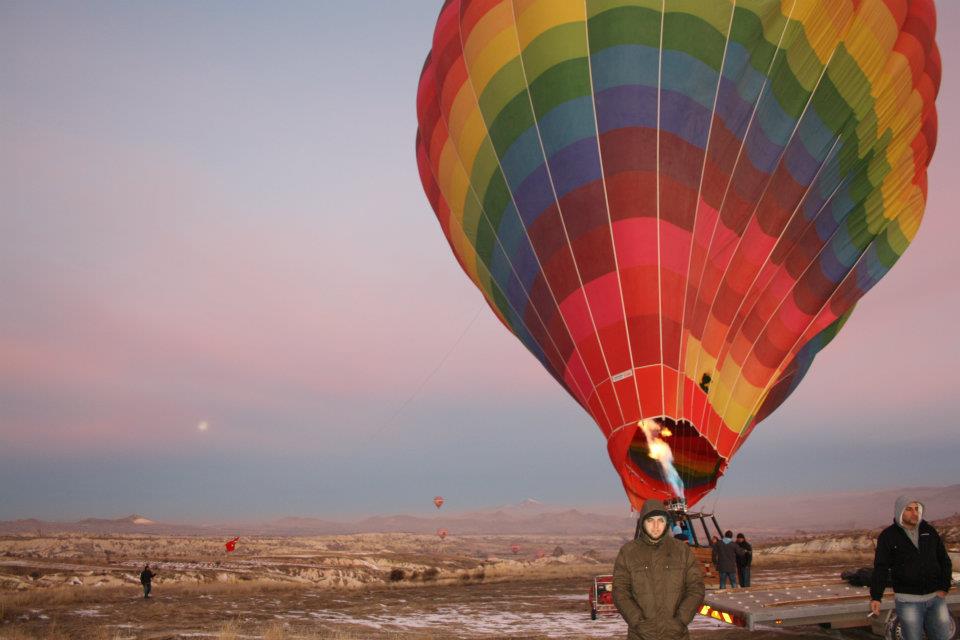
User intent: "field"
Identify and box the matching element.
[0,531,904,639]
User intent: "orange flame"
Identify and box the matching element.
[637,419,685,498]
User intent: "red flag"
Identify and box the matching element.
[225,536,240,552]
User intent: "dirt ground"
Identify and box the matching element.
[0,533,903,639]
[0,573,886,640]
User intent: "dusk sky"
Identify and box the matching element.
[2,1,958,523]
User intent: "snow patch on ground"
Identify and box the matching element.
[294,590,729,638]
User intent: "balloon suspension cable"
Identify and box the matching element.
[365,305,485,445]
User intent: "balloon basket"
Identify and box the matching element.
[666,497,688,516]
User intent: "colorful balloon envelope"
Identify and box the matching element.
[511,544,521,555]
[437,528,449,540]
[433,496,445,509]
[416,0,939,508]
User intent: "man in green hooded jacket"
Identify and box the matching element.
[613,499,705,640]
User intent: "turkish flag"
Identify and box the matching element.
[225,537,240,552]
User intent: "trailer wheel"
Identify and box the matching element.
[884,614,902,640]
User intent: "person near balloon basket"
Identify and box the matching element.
[612,500,704,640]
[869,497,953,640]
[736,533,753,588]
[712,531,745,589]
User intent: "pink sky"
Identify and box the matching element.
[1,1,958,519]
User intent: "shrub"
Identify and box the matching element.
[389,568,405,582]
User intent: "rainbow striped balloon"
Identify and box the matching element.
[415,0,940,508]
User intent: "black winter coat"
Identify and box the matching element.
[736,541,752,568]
[869,520,952,601]
[713,540,744,574]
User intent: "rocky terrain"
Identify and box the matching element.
[2,492,958,638]
[0,532,612,596]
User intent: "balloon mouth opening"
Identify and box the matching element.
[627,416,723,498]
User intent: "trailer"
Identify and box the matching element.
[700,579,960,638]
[593,498,958,636]
[588,574,617,620]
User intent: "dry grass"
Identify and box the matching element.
[0,584,127,621]
[216,620,241,640]
[211,622,443,640]
[0,619,427,640]
[0,624,71,640]
[0,578,314,623]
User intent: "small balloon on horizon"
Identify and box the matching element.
[197,421,209,432]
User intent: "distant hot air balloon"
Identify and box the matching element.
[511,544,520,555]
[416,0,940,509]
[225,537,239,553]
[433,496,444,509]
[535,549,547,560]
[437,528,448,540]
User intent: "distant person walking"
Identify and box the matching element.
[735,533,753,588]
[713,530,745,589]
[613,499,705,639]
[140,564,156,599]
[870,497,953,640]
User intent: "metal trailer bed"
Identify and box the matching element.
[700,581,960,634]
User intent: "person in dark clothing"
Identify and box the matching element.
[140,564,156,599]
[613,499,705,640]
[713,530,745,589]
[736,533,753,588]
[869,496,952,640]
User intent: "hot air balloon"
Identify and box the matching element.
[511,544,521,555]
[437,528,448,540]
[433,496,445,509]
[416,0,939,509]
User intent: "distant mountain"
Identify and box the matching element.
[261,516,354,535]
[711,484,960,537]
[2,485,956,538]
[0,514,180,535]
[352,508,634,535]
[0,508,634,537]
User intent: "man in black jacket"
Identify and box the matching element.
[140,564,156,599]
[735,533,753,588]
[869,496,953,640]
[713,530,745,589]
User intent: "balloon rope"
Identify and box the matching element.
[365,304,484,443]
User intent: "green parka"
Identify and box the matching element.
[613,500,705,640]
